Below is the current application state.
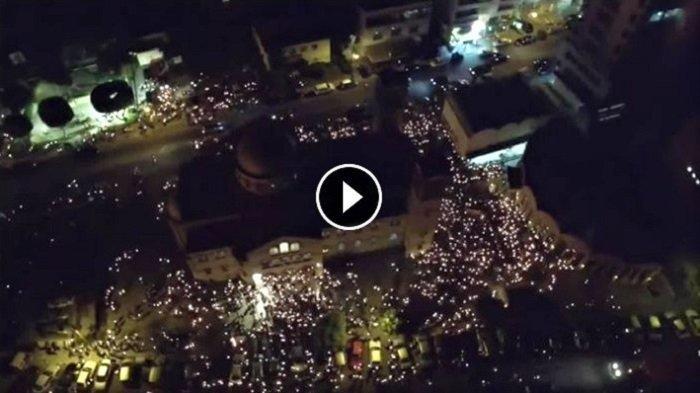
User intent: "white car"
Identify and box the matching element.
[32,371,54,393]
[93,358,112,391]
[313,82,334,96]
[76,360,97,389]
[369,339,382,364]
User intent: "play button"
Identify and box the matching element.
[342,182,363,213]
[316,164,382,230]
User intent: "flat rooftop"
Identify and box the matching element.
[358,0,429,11]
[176,128,415,256]
[448,76,551,132]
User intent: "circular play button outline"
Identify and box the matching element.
[315,163,383,231]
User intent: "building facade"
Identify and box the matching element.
[556,0,686,100]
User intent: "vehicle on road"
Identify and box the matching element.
[93,358,112,391]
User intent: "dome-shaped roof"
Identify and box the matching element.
[235,119,297,179]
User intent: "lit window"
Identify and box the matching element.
[338,242,346,251]
[389,233,399,241]
[279,242,289,253]
[354,240,362,248]
[269,246,279,256]
[290,242,300,252]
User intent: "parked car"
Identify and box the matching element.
[391,335,411,369]
[32,366,60,393]
[228,353,245,387]
[313,82,334,96]
[648,314,664,341]
[148,364,163,385]
[664,311,691,338]
[54,363,78,390]
[337,78,357,90]
[76,360,97,389]
[685,309,700,337]
[93,359,113,391]
[349,339,364,373]
[250,358,264,381]
[334,350,347,368]
[368,338,382,365]
[412,334,434,368]
[290,345,309,374]
[118,362,133,384]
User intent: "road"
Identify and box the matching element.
[0,76,377,210]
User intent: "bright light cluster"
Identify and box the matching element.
[411,163,577,335]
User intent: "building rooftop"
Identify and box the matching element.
[235,118,298,179]
[253,14,333,49]
[358,0,429,12]
[448,76,551,132]
[175,124,415,256]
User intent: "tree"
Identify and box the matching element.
[38,96,74,128]
[90,80,134,113]
[1,114,33,138]
[322,310,348,351]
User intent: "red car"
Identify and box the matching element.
[349,339,364,372]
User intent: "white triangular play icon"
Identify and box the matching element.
[342,181,363,213]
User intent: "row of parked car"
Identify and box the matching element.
[32,356,163,392]
[630,309,700,340]
[227,332,443,387]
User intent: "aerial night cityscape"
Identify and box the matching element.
[0,1,698,392]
